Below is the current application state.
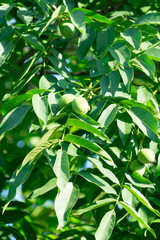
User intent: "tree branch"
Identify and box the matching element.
[102,0,113,13]
[112,0,128,11]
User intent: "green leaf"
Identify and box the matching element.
[53,149,70,191]
[70,10,86,33]
[30,178,57,198]
[138,205,156,229]
[39,74,58,90]
[0,226,25,240]
[125,172,154,188]
[1,94,32,115]
[40,5,66,35]
[135,13,160,25]
[0,40,13,67]
[145,47,160,62]
[121,28,142,50]
[64,134,113,162]
[66,118,110,141]
[74,8,114,25]
[63,0,74,10]
[90,98,106,120]
[22,219,37,240]
[96,27,115,57]
[55,182,79,229]
[48,55,82,87]
[117,112,132,145]
[124,184,160,217]
[77,25,95,61]
[0,209,27,223]
[13,52,41,94]
[133,54,155,80]
[17,7,33,25]
[108,71,120,97]
[128,106,158,142]
[95,209,116,240]
[100,75,109,96]
[3,125,61,213]
[108,42,130,68]
[79,172,117,195]
[0,4,13,25]
[22,33,46,53]
[137,86,153,103]
[0,105,31,138]
[88,157,120,185]
[119,65,134,90]
[122,187,138,208]
[74,198,116,215]
[98,104,118,130]
[32,94,48,130]
[118,201,156,238]
[90,59,108,77]
[1,89,48,115]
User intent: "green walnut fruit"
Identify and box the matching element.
[58,94,75,108]
[59,20,76,38]
[130,160,145,171]
[138,148,155,164]
[72,96,90,115]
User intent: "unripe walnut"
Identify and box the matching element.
[72,96,90,115]
[58,94,75,108]
[59,20,76,38]
[130,160,145,176]
[138,148,155,164]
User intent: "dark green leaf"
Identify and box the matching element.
[3,125,61,213]
[79,171,117,195]
[74,198,116,215]
[22,219,37,240]
[0,105,31,138]
[66,118,110,141]
[96,27,115,57]
[125,172,154,188]
[64,134,113,162]
[55,182,79,229]
[77,25,95,60]
[98,104,118,130]
[53,149,70,191]
[133,54,155,80]
[119,65,134,90]
[109,71,120,97]
[128,106,158,142]
[30,178,57,198]
[121,28,142,50]
[135,13,160,25]
[108,43,130,68]
[22,33,46,52]
[17,7,33,25]
[0,40,13,67]
[0,4,13,25]
[95,209,116,240]
[118,201,156,238]
[124,184,160,217]
[0,209,27,223]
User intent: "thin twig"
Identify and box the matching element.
[102,0,113,13]
[113,0,128,11]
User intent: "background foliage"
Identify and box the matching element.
[0,0,160,239]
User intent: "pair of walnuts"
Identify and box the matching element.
[130,148,155,175]
[58,94,90,115]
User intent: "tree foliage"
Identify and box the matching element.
[0,0,160,239]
